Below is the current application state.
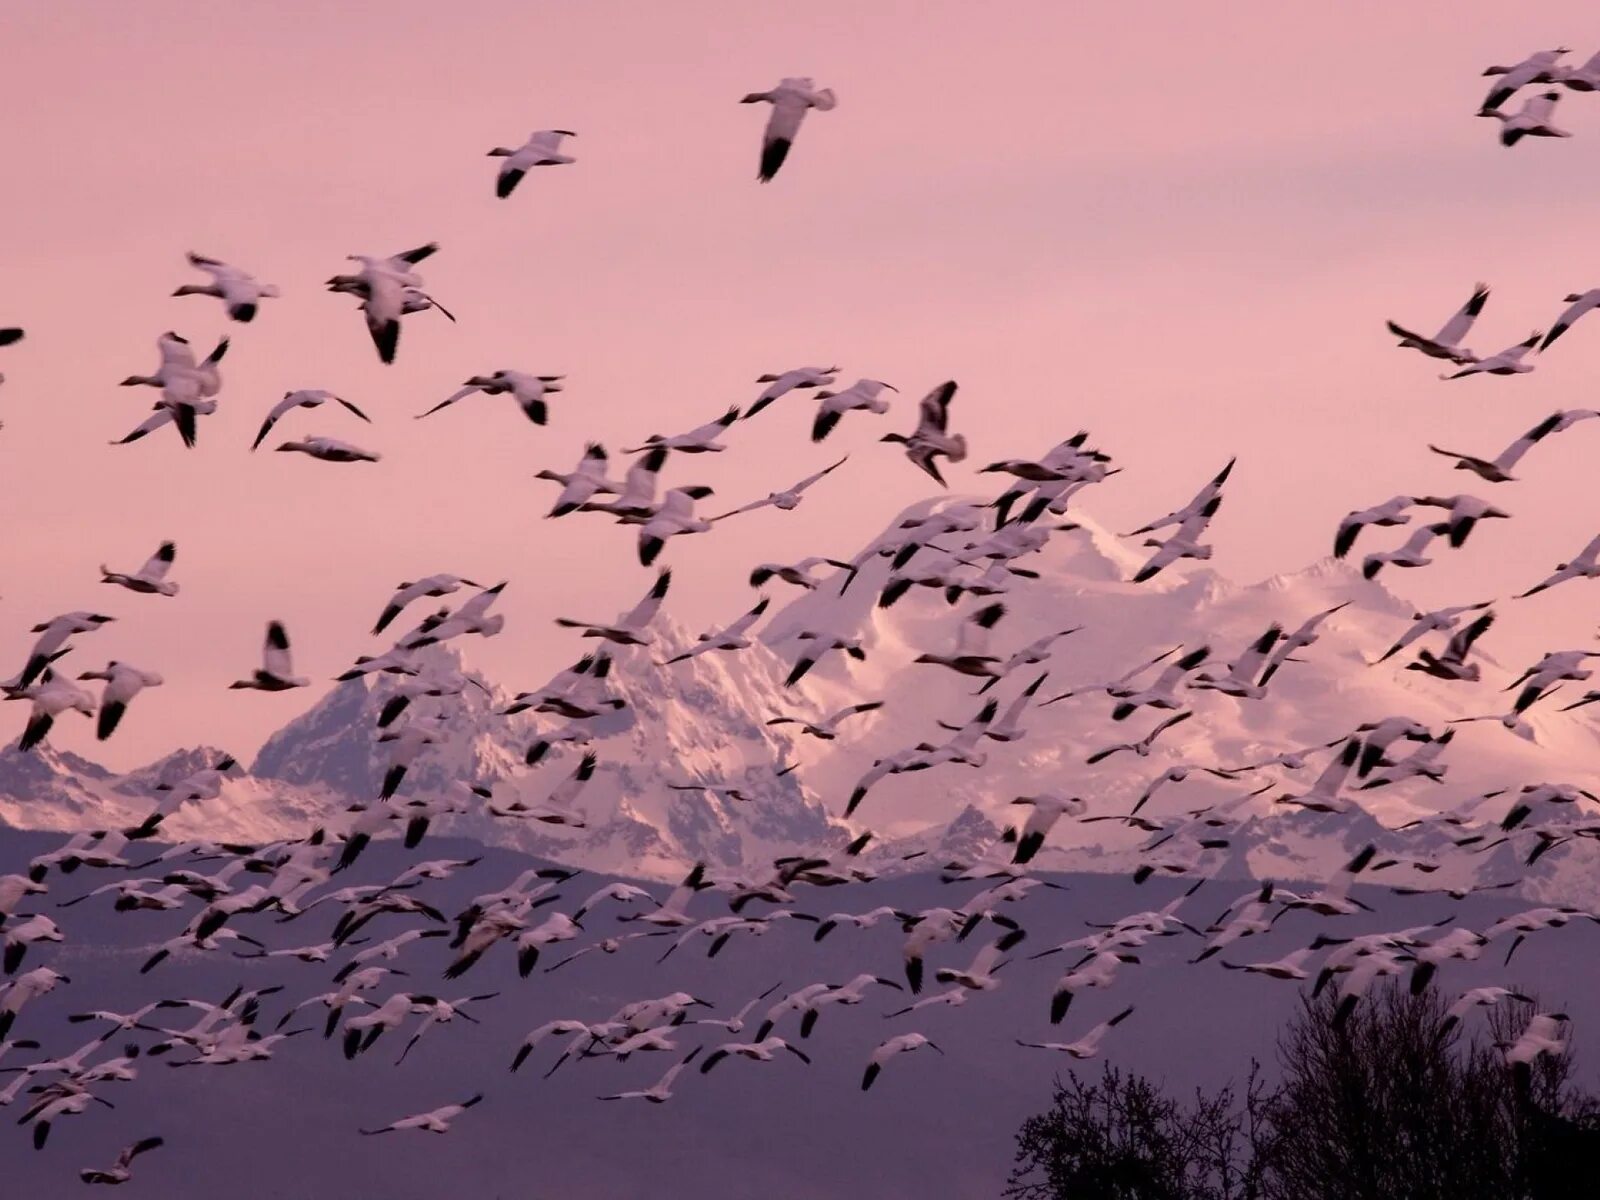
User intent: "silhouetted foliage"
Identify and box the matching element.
[1010,984,1600,1200]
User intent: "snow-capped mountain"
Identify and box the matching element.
[4,499,1600,894]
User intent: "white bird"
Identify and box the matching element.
[661,597,770,665]
[1387,283,1489,364]
[1517,531,1600,598]
[1481,90,1572,146]
[4,671,96,752]
[638,486,716,566]
[699,1036,811,1073]
[3,914,65,973]
[228,622,308,691]
[1050,951,1138,1023]
[913,602,1007,678]
[399,581,508,648]
[625,407,739,454]
[1334,496,1414,558]
[600,1047,702,1103]
[881,381,966,486]
[1481,47,1569,111]
[1361,522,1450,580]
[371,574,483,635]
[579,446,668,520]
[18,1082,114,1149]
[487,129,576,197]
[99,541,178,596]
[1440,331,1541,380]
[418,371,564,426]
[14,611,115,688]
[1554,49,1600,91]
[1220,947,1317,980]
[1500,1012,1569,1074]
[173,252,278,321]
[555,570,671,645]
[745,365,838,418]
[536,443,618,517]
[328,242,439,364]
[749,556,857,591]
[360,1094,483,1136]
[75,662,162,740]
[861,1032,942,1091]
[251,390,370,450]
[811,379,897,442]
[1540,286,1600,351]
[713,456,848,520]
[1017,1007,1135,1059]
[1373,601,1493,664]
[79,1135,165,1185]
[276,436,380,464]
[1441,986,1534,1033]
[0,967,68,1038]
[766,699,882,741]
[740,77,837,181]
[1427,410,1583,482]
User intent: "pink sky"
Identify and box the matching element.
[4,1,1600,766]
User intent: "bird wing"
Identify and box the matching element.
[1435,283,1490,346]
[917,381,957,434]
[417,386,480,419]
[262,622,295,677]
[789,454,849,494]
[139,542,177,581]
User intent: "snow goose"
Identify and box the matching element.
[3,671,95,751]
[749,555,856,590]
[0,968,67,1038]
[1125,458,1235,536]
[360,1094,482,1136]
[638,486,715,566]
[1108,646,1210,721]
[1541,289,1600,349]
[371,574,482,635]
[1387,283,1489,364]
[1085,711,1193,764]
[699,1036,811,1073]
[275,436,379,463]
[740,77,837,181]
[913,601,1007,677]
[745,365,838,418]
[1192,626,1282,697]
[1500,1012,1569,1082]
[712,455,848,520]
[1481,48,1569,111]
[228,622,309,691]
[173,252,279,321]
[625,407,739,454]
[327,242,439,364]
[766,699,882,740]
[1405,611,1494,682]
[600,1047,701,1102]
[252,389,370,450]
[1441,331,1540,379]
[1132,495,1222,583]
[1361,521,1449,580]
[861,1032,941,1090]
[811,378,896,441]
[555,570,671,645]
[398,581,507,648]
[75,662,162,740]
[100,541,178,595]
[1481,91,1572,145]
[1049,951,1138,1023]
[1440,986,1534,1034]
[1516,530,1600,597]
[419,370,563,426]
[783,629,867,687]
[535,443,618,517]
[661,597,770,665]
[487,129,575,197]
[1334,495,1414,558]
[578,445,668,519]
[1427,411,1573,481]
[881,380,966,485]
[18,1081,113,1149]
[1373,601,1492,664]
[1017,1007,1135,1059]
[79,1135,164,1185]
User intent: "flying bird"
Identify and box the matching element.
[487,129,576,197]
[740,77,837,181]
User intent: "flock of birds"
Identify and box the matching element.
[1477,45,1600,145]
[1,53,1599,1188]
